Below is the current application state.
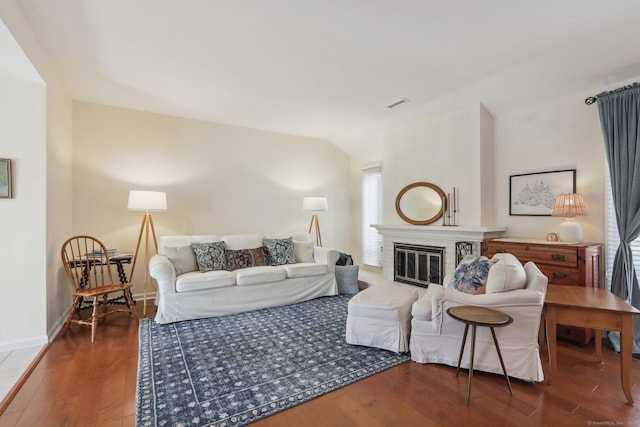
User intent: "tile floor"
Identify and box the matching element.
[0,345,44,404]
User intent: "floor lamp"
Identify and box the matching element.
[303,196,328,247]
[128,190,167,315]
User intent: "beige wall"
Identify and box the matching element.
[72,102,351,299]
[493,92,606,242]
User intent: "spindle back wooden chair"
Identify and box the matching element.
[61,235,137,342]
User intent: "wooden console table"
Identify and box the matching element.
[544,285,640,404]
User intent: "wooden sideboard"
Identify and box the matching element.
[483,238,603,345]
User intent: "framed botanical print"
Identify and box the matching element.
[509,169,576,216]
[0,158,12,199]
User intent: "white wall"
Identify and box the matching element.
[0,77,47,349]
[72,102,351,299]
[383,103,494,227]
[342,83,630,270]
[0,3,75,350]
[0,18,47,349]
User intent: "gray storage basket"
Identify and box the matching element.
[335,264,359,294]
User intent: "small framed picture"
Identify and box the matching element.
[0,158,12,199]
[509,169,576,216]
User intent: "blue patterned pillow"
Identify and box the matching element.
[262,237,296,266]
[225,247,268,271]
[451,256,497,295]
[191,242,227,272]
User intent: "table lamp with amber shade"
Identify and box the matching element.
[551,193,587,242]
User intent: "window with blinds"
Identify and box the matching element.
[604,164,640,292]
[362,163,382,267]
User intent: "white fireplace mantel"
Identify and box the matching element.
[372,224,506,282]
[373,224,506,240]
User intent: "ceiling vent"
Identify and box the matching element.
[387,98,410,109]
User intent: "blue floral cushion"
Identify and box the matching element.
[191,242,227,272]
[262,237,296,266]
[451,255,497,294]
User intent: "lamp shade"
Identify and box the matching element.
[551,193,587,218]
[303,196,328,212]
[128,190,167,212]
[552,193,586,242]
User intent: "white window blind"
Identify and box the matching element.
[362,163,383,267]
[604,163,640,292]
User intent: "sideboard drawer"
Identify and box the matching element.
[536,265,578,286]
[488,243,577,268]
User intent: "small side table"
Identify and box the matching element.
[70,252,135,311]
[447,305,514,405]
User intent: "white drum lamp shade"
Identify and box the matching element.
[551,193,587,243]
[303,196,328,212]
[128,190,167,212]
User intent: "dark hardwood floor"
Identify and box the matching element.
[1,302,640,426]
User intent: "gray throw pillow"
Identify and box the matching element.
[191,242,227,272]
[163,245,198,276]
[293,241,315,263]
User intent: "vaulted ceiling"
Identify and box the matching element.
[13,1,640,146]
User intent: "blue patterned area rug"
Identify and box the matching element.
[136,295,409,427]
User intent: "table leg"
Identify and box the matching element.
[115,261,128,284]
[620,314,634,405]
[490,326,513,396]
[546,306,557,385]
[467,325,476,405]
[594,329,603,364]
[456,324,469,377]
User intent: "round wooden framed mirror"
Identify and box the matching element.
[395,182,446,225]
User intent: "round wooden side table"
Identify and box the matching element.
[446,305,514,405]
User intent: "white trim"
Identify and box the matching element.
[372,225,506,241]
[0,336,48,353]
[47,312,67,342]
[361,161,382,171]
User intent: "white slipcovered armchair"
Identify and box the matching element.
[409,259,548,382]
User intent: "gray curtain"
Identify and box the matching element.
[596,82,640,352]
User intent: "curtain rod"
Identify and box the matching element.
[585,82,640,105]
[585,96,597,105]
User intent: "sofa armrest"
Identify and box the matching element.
[423,284,545,326]
[149,254,177,295]
[412,284,441,321]
[313,247,340,273]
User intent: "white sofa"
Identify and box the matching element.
[409,260,548,382]
[149,231,339,324]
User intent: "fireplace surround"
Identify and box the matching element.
[373,225,505,285]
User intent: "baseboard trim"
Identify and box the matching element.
[0,343,50,416]
[0,336,48,353]
[48,312,68,343]
[132,291,156,301]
